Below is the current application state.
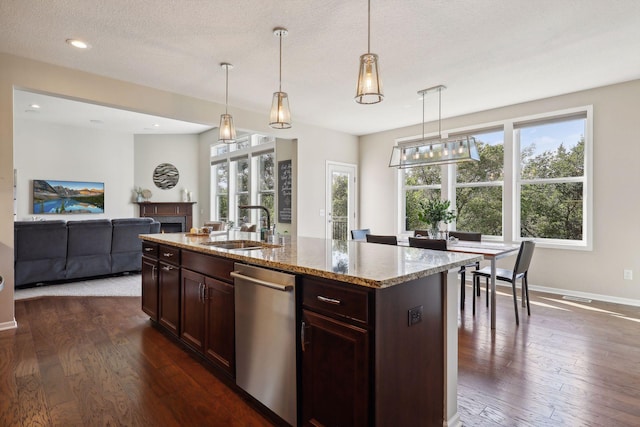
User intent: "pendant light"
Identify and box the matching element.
[269,27,292,129]
[218,62,237,144]
[389,85,480,168]
[355,0,383,104]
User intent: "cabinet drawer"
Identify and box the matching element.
[142,242,158,258]
[182,250,234,283]
[159,245,181,265]
[303,278,370,325]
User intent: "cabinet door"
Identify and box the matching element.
[141,256,158,320]
[181,269,205,352]
[302,310,369,427]
[204,277,235,376]
[158,261,180,336]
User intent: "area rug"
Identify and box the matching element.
[14,274,142,300]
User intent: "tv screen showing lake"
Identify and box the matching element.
[33,179,104,214]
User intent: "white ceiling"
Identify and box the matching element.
[3,0,640,136]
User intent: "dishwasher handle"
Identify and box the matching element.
[231,271,294,292]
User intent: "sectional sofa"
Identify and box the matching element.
[14,218,160,288]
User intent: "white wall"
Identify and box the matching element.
[0,52,358,327]
[360,79,640,305]
[14,119,135,220]
[134,134,200,226]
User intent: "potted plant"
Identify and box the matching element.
[418,197,456,238]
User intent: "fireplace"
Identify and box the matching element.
[137,202,195,232]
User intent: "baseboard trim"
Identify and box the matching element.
[0,319,18,331]
[462,277,640,307]
[444,412,462,427]
[529,284,640,308]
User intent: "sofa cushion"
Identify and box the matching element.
[14,220,68,287]
[111,218,157,273]
[66,219,113,279]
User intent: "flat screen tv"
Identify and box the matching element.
[33,179,104,214]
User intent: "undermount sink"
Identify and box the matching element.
[200,240,277,251]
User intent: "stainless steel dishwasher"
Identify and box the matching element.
[231,263,298,426]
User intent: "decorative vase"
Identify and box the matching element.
[428,223,440,239]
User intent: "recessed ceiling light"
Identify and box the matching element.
[29,104,41,109]
[66,38,90,49]
[152,123,160,127]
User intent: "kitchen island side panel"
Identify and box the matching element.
[374,272,445,426]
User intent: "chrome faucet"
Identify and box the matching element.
[238,205,271,232]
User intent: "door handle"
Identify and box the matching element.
[301,320,307,352]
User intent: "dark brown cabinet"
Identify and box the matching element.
[141,242,159,320]
[158,245,181,336]
[301,277,371,427]
[141,254,158,320]
[301,309,369,427]
[181,251,235,377]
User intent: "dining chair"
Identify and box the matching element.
[408,237,447,250]
[365,234,398,245]
[449,231,482,310]
[351,228,371,240]
[413,230,430,238]
[204,221,225,231]
[471,240,536,325]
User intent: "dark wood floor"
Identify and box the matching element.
[458,284,640,426]
[1,285,639,426]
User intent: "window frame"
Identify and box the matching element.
[396,105,593,250]
[210,134,276,227]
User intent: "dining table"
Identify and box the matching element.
[400,238,520,330]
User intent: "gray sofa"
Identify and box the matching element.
[14,218,160,288]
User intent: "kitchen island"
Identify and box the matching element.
[139,232,482,427]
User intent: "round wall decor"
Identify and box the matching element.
[152,163,179,189]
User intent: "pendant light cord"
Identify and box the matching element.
[422,91,425,140]
[279,33,283,92]
[367,0,371,54]
[438,86,442,138]
[225,65,229,115]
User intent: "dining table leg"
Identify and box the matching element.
[490,257,497,330]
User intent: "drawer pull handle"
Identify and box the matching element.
[163,252,174,257]
[162,265,173,271]
[317,295,341,305]
[144,247,154,252]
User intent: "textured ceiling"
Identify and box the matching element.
[2,0,640,136]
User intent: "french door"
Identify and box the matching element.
[325,162,357,240]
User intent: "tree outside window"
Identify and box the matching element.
[456,130,504,236]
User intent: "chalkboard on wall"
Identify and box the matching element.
[278,160,292,223]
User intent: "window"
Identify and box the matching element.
[212,160,228,221]
[515,114,587,243]
[401,147,441,231]
[256,151,275,227]
[455,129,504,236]
[398,106,591,248]
[210,134,276,228]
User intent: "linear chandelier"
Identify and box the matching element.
[389,85,480,168]
[219,62,237,144]
[355,0,383,104]
[269,27,292,129]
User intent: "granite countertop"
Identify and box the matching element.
[140,232,483,289]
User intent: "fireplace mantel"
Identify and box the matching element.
[137,202,196,232]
